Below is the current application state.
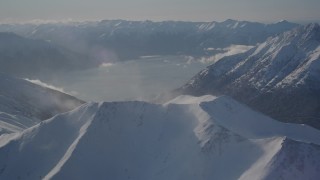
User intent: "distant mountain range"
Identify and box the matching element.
[179,23,320,129]
[0,19,298,60]
[0,73,84,135]
[0,32,98,79]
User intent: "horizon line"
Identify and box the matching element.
[1,18,317,25]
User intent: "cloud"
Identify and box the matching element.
[200,45,254,64]
[100,63,114,68]
[25,79,78,96]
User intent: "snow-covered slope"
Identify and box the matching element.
[180,23,320,129]
[0,73,84,135]
[0,95,319,180]
[0,19,298,60]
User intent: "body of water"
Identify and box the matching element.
[53,56,208,102]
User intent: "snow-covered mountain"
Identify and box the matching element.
[180,23,320,129]
[0,73,84,135]
[0,19,298,60]
[0,95,319,179]
[0,32,97,79]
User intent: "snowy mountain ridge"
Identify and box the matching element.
[0,95,319,180]
[169,95,320,144]
[180,23,320,129]
[248,23,320,89]
[0,19,298,60]
[0,19,296,36]
[0,73,84,135]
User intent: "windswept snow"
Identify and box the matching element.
[200,96,320,143]
[0,95,319,179]
[0,73,84,135]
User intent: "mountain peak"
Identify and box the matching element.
[276,19,290,24]
[221,19,238,25]
[302,23,320,39]
[224,19,237,23]
[275,23,320,50]
[1,95,320,179]
[180,23,320,129]
[305,22,320,30]
[289,23,320,39]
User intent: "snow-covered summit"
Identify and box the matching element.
[0,95,319,179]
[169,95,320,143]
[180,23,320,129]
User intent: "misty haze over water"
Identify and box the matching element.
[48,56,208,101]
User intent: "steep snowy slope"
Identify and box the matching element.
[0,73,84,135]
[180,23,320,129]
[0,95,319,180]
[0,20,298,60]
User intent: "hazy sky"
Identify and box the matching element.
[0,0,319,23]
